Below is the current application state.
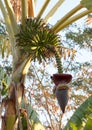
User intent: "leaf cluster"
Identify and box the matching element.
[17,101,43,130]
[65,27,92,49]
[16,18,61,62]
[0,66,10,96]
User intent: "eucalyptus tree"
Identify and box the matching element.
[0,0,92,130]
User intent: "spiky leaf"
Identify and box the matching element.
[16,18,61,62]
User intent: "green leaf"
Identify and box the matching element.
[70,122,78,130]
[80,0,92,10]
[6,115,16,130]
[33,123,45,130]
[64,96,92,130]
[84,115,92,130]
[1,80,8,96]
[21,101,45,130]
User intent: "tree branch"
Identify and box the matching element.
[52,4,83,32]
[37,0,50,18]
[28,0,35,17]
[4,0,18,35]
[21,0,28,25]
[44,0,65,23]
[0,0,14,37]
[55,9,92,32]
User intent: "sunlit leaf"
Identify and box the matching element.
[80,0,92,10]
[64,96,92,130]
[70,122,78,130]
[84,116,92,130]
[21,101,45,129]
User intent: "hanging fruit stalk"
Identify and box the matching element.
[51,49,72,113]
[54,50,63,74]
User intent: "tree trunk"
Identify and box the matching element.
[1,38,31,130]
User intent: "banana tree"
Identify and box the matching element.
[0,0,92,130]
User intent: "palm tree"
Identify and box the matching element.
[0,0,92,130]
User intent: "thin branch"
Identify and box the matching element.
[44,0,65,23]
[43,91,54,130]
[37,0,50,18]
[0,0,14,37]
[52,4,83,32]
[0,0,18,63]
[4,0,18,34]
[59,113,64,130]
[55,9,92,33]
[31,64,44,84]
[31,64,54,129]
[21,0,28,25]
[28,0,35,17]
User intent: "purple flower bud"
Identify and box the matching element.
[51,74,72,86]
[56,88,69,113]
